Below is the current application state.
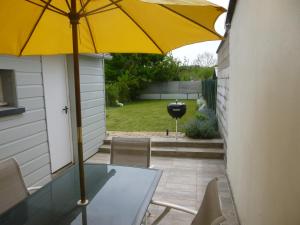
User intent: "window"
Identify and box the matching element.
[0,70,25,117]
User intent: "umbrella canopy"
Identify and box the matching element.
[0,0,225,55]
[0,0,225,205]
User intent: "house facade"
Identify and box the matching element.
[217,0,300,224]
[216,33,230,162]
[0,55,106,188]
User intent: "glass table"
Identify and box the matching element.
[0,163,162,225]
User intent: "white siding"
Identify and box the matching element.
[0,55,106,189]
[216,36,230,162]
[80,56,106,160]
[0,56,51,187]
[67,55,106,161]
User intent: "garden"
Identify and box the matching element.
[106,100,196,132]
[105,53,219,139]
[106,99,219,139]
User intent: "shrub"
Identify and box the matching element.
[106,72,140,106]
[179,66,214,81]
[105,53,180,101]
[105,83,119,106]
[184,107,219,139]
[117,72,139,102]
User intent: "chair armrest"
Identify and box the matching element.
[27,186,42,193]
[150,200,197,225]
[151,200,197,215]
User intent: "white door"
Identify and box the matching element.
[42,56,73,173]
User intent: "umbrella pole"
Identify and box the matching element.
[70,0,88,206]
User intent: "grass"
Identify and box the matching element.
[106,100,197,132]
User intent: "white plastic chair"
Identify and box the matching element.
[110,137,151,168]
[151,178,225,225]
[0,158,41,214]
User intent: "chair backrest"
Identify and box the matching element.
[191,178,225,225]
[0,158,29,214]
[110,137,151,168]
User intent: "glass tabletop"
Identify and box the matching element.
[0,163,162,225]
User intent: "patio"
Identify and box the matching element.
[87,153,240,225]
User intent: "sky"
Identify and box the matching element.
[171,0,230,64]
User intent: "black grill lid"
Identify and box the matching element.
[167,102,186,119]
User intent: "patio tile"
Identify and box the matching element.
[87,153,239,225]
[154,189,197,201]
[165,182,197,193]
[148,209,194,225]
[166,175,197,186]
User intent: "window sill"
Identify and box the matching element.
[0,106,25,117]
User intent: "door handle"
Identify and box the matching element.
[62,106,69,114]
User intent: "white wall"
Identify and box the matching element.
[227,0,300,225]
[216,35,230,160]
[0,56,52,187]
[0,55,106,189]
[67,55,106,161]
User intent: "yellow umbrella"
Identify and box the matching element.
[0,0,225,205]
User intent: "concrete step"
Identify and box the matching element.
[99,144,110,153]
[103,137,224,149]
[99,144,224,159]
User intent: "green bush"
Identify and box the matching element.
[105,53,180,102]
[179,66,214,81]
[106,72,142,106]
[184,107,219,139]
[117,72,139,102]
[105,83,119,106]
[116,74,130,103]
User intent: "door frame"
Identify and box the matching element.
[41,55,74,173]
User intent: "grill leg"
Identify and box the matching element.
[175,119,178,140]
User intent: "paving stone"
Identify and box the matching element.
[87,153,239,225]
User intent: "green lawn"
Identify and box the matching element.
[106,100,197,132]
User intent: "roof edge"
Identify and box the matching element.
[216,0,237,53]
[82,53,112,59]
[225,0,237,29]
[216,31,228,53]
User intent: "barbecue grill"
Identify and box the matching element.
[167,101,186,139]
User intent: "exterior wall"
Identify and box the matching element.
[0,55,106,188]
[0,56,51,187]
[216,35,230,161]
[226,1,300,225]
[67,55,106,161]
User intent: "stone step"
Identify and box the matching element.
[103,137,223,149]
[99,145,224,159]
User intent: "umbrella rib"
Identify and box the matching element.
[79,0,98,53]
[158,4,223,39]
[108,0,164,54]
[39,0,69,16]
[80,0,123,17]
[25,0,67,16]
[19,0,53,56]
[84,6,118,17]
[65,0,71,11]
[78,0,93,14]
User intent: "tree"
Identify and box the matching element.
[104,53,180,103]
[178,66,214,81]
[105,53,180,83]
[193,52,217,67]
